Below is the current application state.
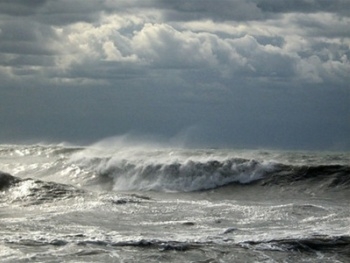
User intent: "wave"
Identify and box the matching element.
[241,235,350,255]
[6,229,349,256]
[2,143,349,193]
[0,171,21,190]
[72,156,276,192]
[0,171,83,204]
[71,150,350,192]
[0,144,83,158]
[260,164,350,187]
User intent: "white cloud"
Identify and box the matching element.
[132,23,221,68]
[0,1,348,87]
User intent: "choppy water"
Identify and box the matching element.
[1,140,349,262]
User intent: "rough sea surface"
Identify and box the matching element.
[1,141,349,262]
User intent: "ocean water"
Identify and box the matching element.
[0,141,349,262]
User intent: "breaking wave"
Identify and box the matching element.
[71,155,276,192]
[71,152,350,192]
[1,143,349,193]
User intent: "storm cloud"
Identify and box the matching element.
[0,0,349,150]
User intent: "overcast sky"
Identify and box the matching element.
[0,0,349,150]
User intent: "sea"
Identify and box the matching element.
[0,139,349,262]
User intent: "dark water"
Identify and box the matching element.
[0,142,349,262]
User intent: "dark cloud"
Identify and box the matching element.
[0,18,57,55]
[292,13,350,38]
[156,0,265,21]
[0,0,349,150]
[37,0,104,25]
[0,0,103,25]
[66,60,147,81]
[0,0,47,16]
[255,35,285,48]
[257,0,350,16]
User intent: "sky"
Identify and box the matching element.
[0,0,349,150]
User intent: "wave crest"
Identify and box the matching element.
[72,155,276,192]
[68,145,350,193]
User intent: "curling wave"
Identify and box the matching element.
[71,153,350,192]
[71,155,277,192]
